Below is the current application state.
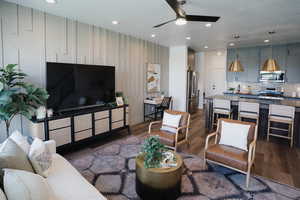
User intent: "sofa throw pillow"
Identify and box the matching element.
[9,130,31,154]
[160,112,182,133]
[219,121,250,151]
[29,138,52,177]
[0,188,6,200]
[0,139,34,173]
[3,169,55,200]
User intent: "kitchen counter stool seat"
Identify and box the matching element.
[238,102,260,124]
[212,99,232,128]
[267,104,295,147]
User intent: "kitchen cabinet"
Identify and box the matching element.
[226,43,300,83]
[260,44,287,71]
[226,48,245,82]
[286,43,300,83]
[227,47,259,82]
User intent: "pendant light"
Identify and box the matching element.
[228,35,244,72]
[261,31,280,72]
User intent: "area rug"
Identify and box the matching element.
[65,134,300,200]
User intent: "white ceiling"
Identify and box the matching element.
[5,0,300,51]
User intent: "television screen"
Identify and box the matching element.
[46,62,115,112]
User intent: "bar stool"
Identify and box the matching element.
[238,102,260,124]
[267,104,295,148]
[212,99,231,127]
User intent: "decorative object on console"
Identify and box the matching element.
[36,106,47,120]
[47,109,53,118]
[147,63,161,93]
[116,97,124,106]
[0,64,49,137]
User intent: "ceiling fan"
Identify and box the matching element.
[153,0,220,28]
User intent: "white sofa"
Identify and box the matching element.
[0,138,106,200]
[44,140,107,200]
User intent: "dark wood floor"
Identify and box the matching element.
[130,109,300,189]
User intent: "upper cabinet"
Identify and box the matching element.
[286,43,300,83]
[260,44,287,71]
[227,43,300,83]
[226,47,259,82]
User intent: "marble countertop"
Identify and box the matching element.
[206,94,300,108]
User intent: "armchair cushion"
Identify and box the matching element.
[206,144,248,171]
[150,130,185,147]
[161,112,182,133]
[217,119,256,149]
[219,121,250,151]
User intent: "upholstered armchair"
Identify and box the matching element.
[148,110,191,152]
[204,118,258,187]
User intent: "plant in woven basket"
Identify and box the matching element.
[141,136,166,168]
[0,64,49,137]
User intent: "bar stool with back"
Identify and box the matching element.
[267,104,295,147]
[212,99,232,128]
[238,101,260,124]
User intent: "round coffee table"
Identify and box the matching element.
[135,153,183,200]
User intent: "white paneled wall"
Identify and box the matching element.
[0,1,169,141]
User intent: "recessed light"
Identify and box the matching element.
[151,34,156,38]
[45,0,57,4]
[186,36,191,40]
[112,20,119,25]
[264,39,270,43]
[229,43,235,46]
[204,45,208,49]
[205,23,212,28]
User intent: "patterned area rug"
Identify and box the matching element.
[65,134,300,200]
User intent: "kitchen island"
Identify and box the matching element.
[205,94,300,147]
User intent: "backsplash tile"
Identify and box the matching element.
[227,82,300,97]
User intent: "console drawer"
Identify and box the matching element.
[49,118,71,130]
[94,110,109,120]
[75,129,92,141]
[112,108,124,122]
[74,114,92,132]
[49,127,71,147]
[112,120,124,130]
[95,118,109,135]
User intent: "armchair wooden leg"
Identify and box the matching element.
[246,167,251,188]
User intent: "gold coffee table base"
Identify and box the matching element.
[135,153,183,200]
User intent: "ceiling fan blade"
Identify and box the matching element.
[153,19,176,28]
[165,0,185,17]
[186,15,220,22]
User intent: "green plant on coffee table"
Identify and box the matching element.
[0,64,49,137]
[141,136,166,168]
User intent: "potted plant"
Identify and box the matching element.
[141,136,166,168]
[0,64,49,137]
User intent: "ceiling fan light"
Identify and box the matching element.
[229,59,244,72]
[262,58,280,72]
[175,17,187,26]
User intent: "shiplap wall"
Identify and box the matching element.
[0,1,169,141]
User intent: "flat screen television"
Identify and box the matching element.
[46,62,115,112]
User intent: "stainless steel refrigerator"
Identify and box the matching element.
[186,69,199,113]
